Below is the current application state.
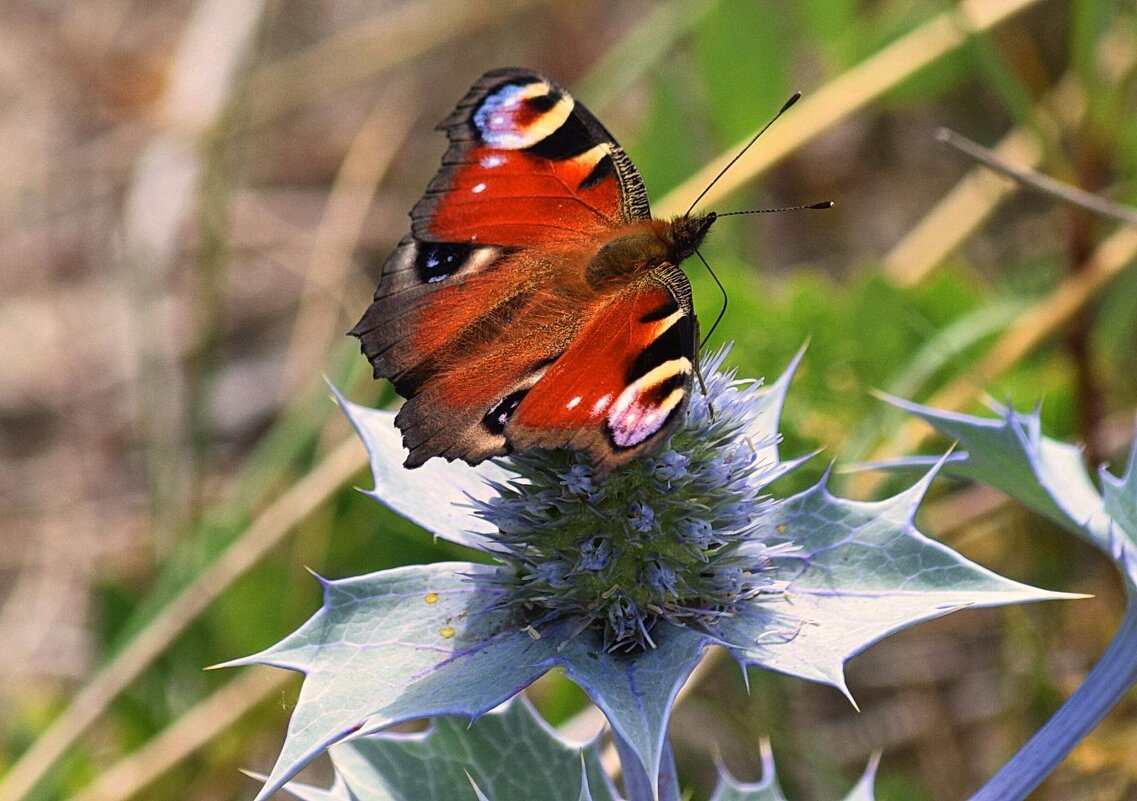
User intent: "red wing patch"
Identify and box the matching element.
[507,277,695,469]
[427,146,623,246]
[411,69,649,249]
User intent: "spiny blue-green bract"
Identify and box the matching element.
[471,351,794,652]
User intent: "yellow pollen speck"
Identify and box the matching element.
[776,523,787,534]
[424,592,439,604]
[439,626,456,639]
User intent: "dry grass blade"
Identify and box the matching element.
[882,74,1087,287]
[64,670,294,801]
[654,0,1044,217]
[0,436,366,801]
[938,128,1137,226]
[860,223,1137,490]
[119,0,270,545]
[574,0,716,112]
[279,80,418,399]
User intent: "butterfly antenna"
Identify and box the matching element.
[695,249,727,348]
[691,248,724,422]
[683,91,802,217]
[717,201,834,216]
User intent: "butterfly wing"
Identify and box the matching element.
[422,67,651,244]
[507,266,697,472]
[351,68,696,470]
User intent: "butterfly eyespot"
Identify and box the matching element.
[484,389,529,436]
[525,91,562,114]
[473,81,573,150]
[415,242,473,284]
[606,360,691,449]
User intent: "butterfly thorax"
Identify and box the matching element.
[586,213,716,289]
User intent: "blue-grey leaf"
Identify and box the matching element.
[281,697,617,801]
[554,623,709,794]
[1100,436,1137,579]
[468,777,493,801]
[224,564,705,799]
[709,742,880,801]
[839,753,881,801]
[741,345,807,480]
[221,563,549,799]
[265,770,361,801]
[704,741,786,801]
[331,385,507,552]
[720,464,1076,699]
[880,397,1137,588]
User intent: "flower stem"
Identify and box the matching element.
[968,599,1137,801]
[612,730,679,801]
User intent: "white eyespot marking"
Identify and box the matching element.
[423,252,446,283]
[473,82,574,149]
[472,182,486,194]
[463,246,497,273]
[592,394,613,417]
[481,154,506,168]
[574,143,611,169]
[607,359,692,448]
[566,396,582,410]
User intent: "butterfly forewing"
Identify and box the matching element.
[351,68,705,472]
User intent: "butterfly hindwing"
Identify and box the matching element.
[507,268,697,471]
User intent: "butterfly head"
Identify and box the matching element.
[664,211,717,264]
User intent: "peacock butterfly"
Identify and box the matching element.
[351,68,717,473]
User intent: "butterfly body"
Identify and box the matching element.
[351,68,714,472]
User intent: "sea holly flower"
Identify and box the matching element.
[223,348,1072,801]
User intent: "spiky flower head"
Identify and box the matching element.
[472,348,796,652]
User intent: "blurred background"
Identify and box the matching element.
[1,0,1135,799]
